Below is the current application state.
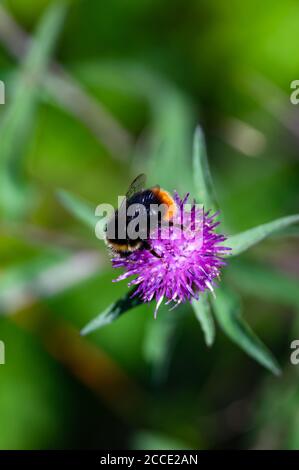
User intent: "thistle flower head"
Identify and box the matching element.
[112,193,230,317]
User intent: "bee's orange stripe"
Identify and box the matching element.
[151,187,176,220]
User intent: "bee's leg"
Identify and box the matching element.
[142,240,162,258]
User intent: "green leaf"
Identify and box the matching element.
[148,87,195,193]
[228,214,299,257]
[192,126,219,211]
[191,294,215,347]
[212,285,281,375]
[227,259,299,310]
[57,189,97,230]
[272,226,299,238]
[81,289,143,335]
[143,306,178,383]
[0,1,67,218]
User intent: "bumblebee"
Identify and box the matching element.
[105,174,177,258]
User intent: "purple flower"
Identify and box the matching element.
[111,193,230,317]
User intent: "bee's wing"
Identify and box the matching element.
[125,173,146,199]
[117,174,147,217]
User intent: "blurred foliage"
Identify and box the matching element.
[0,0,299,451]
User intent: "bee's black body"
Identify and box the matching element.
[105,174,175,257]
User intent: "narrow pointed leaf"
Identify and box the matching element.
[57,189,96,229]
[192,126,219,211]
[228,215,299,257]
[148,87,195,193]
[191,294,215,346]
[0,251,82,314]
[213,285,281,375]
[81,289,143,335]
[143,306,178,383]
[227,259,299,309]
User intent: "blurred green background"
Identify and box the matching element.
[0,0,299,450]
